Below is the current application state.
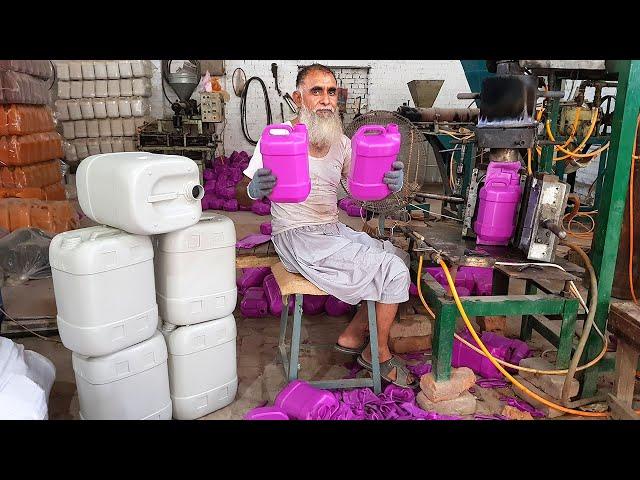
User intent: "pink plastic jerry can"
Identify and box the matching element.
[260,123,311,203]
[474,161,523,246]
[348,124,402,201]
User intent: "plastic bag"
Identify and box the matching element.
[0,227,53,285]
[0,337,55,420]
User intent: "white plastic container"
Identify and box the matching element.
[55,100,70,122]
[73,139,89,158]
[110,118,124,136]
[68,61,83,81]
[72,331,172,420]
[107,79,120,97]
[74,120,87,138]
[122,117,136,136]
[118,60,133,79]
[131,60,145,78]
[106,98,120,118]
[118,98,132,118]
[55,61,70,81]
[143,60,154,78]
[120,78,133,97]
[80,99,94,119]
[124,138,137,152]
[62,122,75,140]
[82,80,96,98]
[132,77,151,97]
[93,99,107,119]
[67,100,82,121]
[70,81,83,99]
[57,81,71,100]
[100,138,113,154]
[64,142,78,161]
[154,212,237,325]
[106,60,120,79]
[81,61,95,80]
[111,137,125,153]
[131,97,148,117]
[50,225,159,357]
[98,118,111,137]
[76,152,204,235]
[87,138,101,155]
[93,61,108,80]
[86,119,100,138]
[162,316,237,420]
[95,79,108,98]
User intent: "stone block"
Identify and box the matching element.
[420,367,476,402]
[416,390,477,416]
[519,357,580,399]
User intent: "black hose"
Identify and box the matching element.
[241,76,272,145]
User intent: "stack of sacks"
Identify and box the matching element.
[238,266,353,318]
[0,198,79,234]
[50,152,227,421]
[201,151,271,215]
[338,197,364,217]
[0,61,76,231]
[52,60,154,163]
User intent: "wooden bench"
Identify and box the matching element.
[271,261,382,394]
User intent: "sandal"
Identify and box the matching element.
[334,342,367,355]
[357,354,418,389]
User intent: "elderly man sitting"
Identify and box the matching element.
[237,63,415,388]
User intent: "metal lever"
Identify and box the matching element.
[457,92,480,100]
[538,90,565,99]
[541,219,567,239]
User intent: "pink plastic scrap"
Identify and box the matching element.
[406,362,432,378]
[259,222,272,236]
[265,381,465,421]
[499,396,545,418]
[236,234,272,249]
[476,378,510,389]
[474,413,508,420]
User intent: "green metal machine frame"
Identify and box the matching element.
[416,60,640,400]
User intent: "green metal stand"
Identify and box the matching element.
[416,270,578,381]
[580,60,640,397]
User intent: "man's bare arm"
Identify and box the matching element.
[236,176,253,208]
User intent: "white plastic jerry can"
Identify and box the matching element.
[76,152,204,235]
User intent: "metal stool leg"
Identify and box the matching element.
[367,300,382,394]
[288,294,304,381]
[278,294,290,378]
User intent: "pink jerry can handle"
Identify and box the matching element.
[265,124,293,135]
[356,125,386,136]
[484,178,508,188]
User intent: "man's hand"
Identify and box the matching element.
[383,161,404,194]
[248,168,277,199]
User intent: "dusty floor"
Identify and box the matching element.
[2,204,625,420]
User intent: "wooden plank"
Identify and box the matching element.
[236,256,280,269]
[608,393,640,420]
[609,301,640,350]
[613,341,640,404]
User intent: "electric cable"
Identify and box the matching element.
[240,76,272,146]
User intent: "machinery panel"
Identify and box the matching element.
[200,93,224,123]
[518,174,569,262]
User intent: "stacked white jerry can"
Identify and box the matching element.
[51,152,204,420]
[154,212,239,420]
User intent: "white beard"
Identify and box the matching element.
[298,105,343,148]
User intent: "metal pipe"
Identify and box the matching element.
[413,193,465,204]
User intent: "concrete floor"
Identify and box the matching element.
[3,205,621,420]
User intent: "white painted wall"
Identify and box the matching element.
[149,59,472,154]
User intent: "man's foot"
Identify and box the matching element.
[359,346,416,387]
